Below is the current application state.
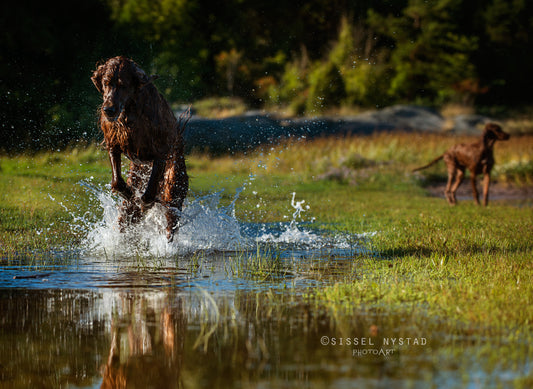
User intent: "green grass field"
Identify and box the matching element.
[1,132,532,386]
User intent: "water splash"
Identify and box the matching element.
[76,182,242,257]
[250,192,318,247]
[73,181,369,258]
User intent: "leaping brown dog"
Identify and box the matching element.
[413,123,509,206]
[91,56,189,240]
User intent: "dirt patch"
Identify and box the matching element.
[426,182,533,204]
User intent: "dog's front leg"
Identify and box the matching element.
[482,173,491,206]
[141,159,166,210]
[109,148,133,200]
[471,176,480,205]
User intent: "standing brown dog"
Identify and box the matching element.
[91,56,188,240]
[413,123,510,206]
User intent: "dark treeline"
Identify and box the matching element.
[1,0,532,151]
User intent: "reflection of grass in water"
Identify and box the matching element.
[186,284,533,386]
[193,288,220,353]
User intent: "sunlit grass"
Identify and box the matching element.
[1,132,532,256]
[190,96,248,118]
[189,132,533,188]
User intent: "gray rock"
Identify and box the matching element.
[451,114,494,134]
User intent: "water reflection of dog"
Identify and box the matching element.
[100,296,186,388]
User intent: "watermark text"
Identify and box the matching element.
[320,336,427,358]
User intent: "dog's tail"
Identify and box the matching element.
[412,155,444,172]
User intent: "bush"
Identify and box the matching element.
[494,160,533,186]
[343,62,391,107]
[305,62,346,114]
[279,61,308,103]
[193,97,248,118]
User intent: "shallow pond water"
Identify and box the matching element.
[0,264,528,389]
[0,186,530,388]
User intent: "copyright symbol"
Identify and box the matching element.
[320,336,329,346]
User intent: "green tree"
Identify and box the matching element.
[0,0,122,150]
[368,0,479,104]
[475,0,533,104]
[106,0,204,100]
[329,17,392,107]
[306,61,346,113]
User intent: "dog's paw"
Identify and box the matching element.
[140,194,159,212]
[140,203,153,213]
[112,180,134,201]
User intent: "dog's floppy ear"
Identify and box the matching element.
[131,61,158,89]
[483,123,498,138]
[91,64,105,94]
[132,62,150,87]
[484,123,501,133]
